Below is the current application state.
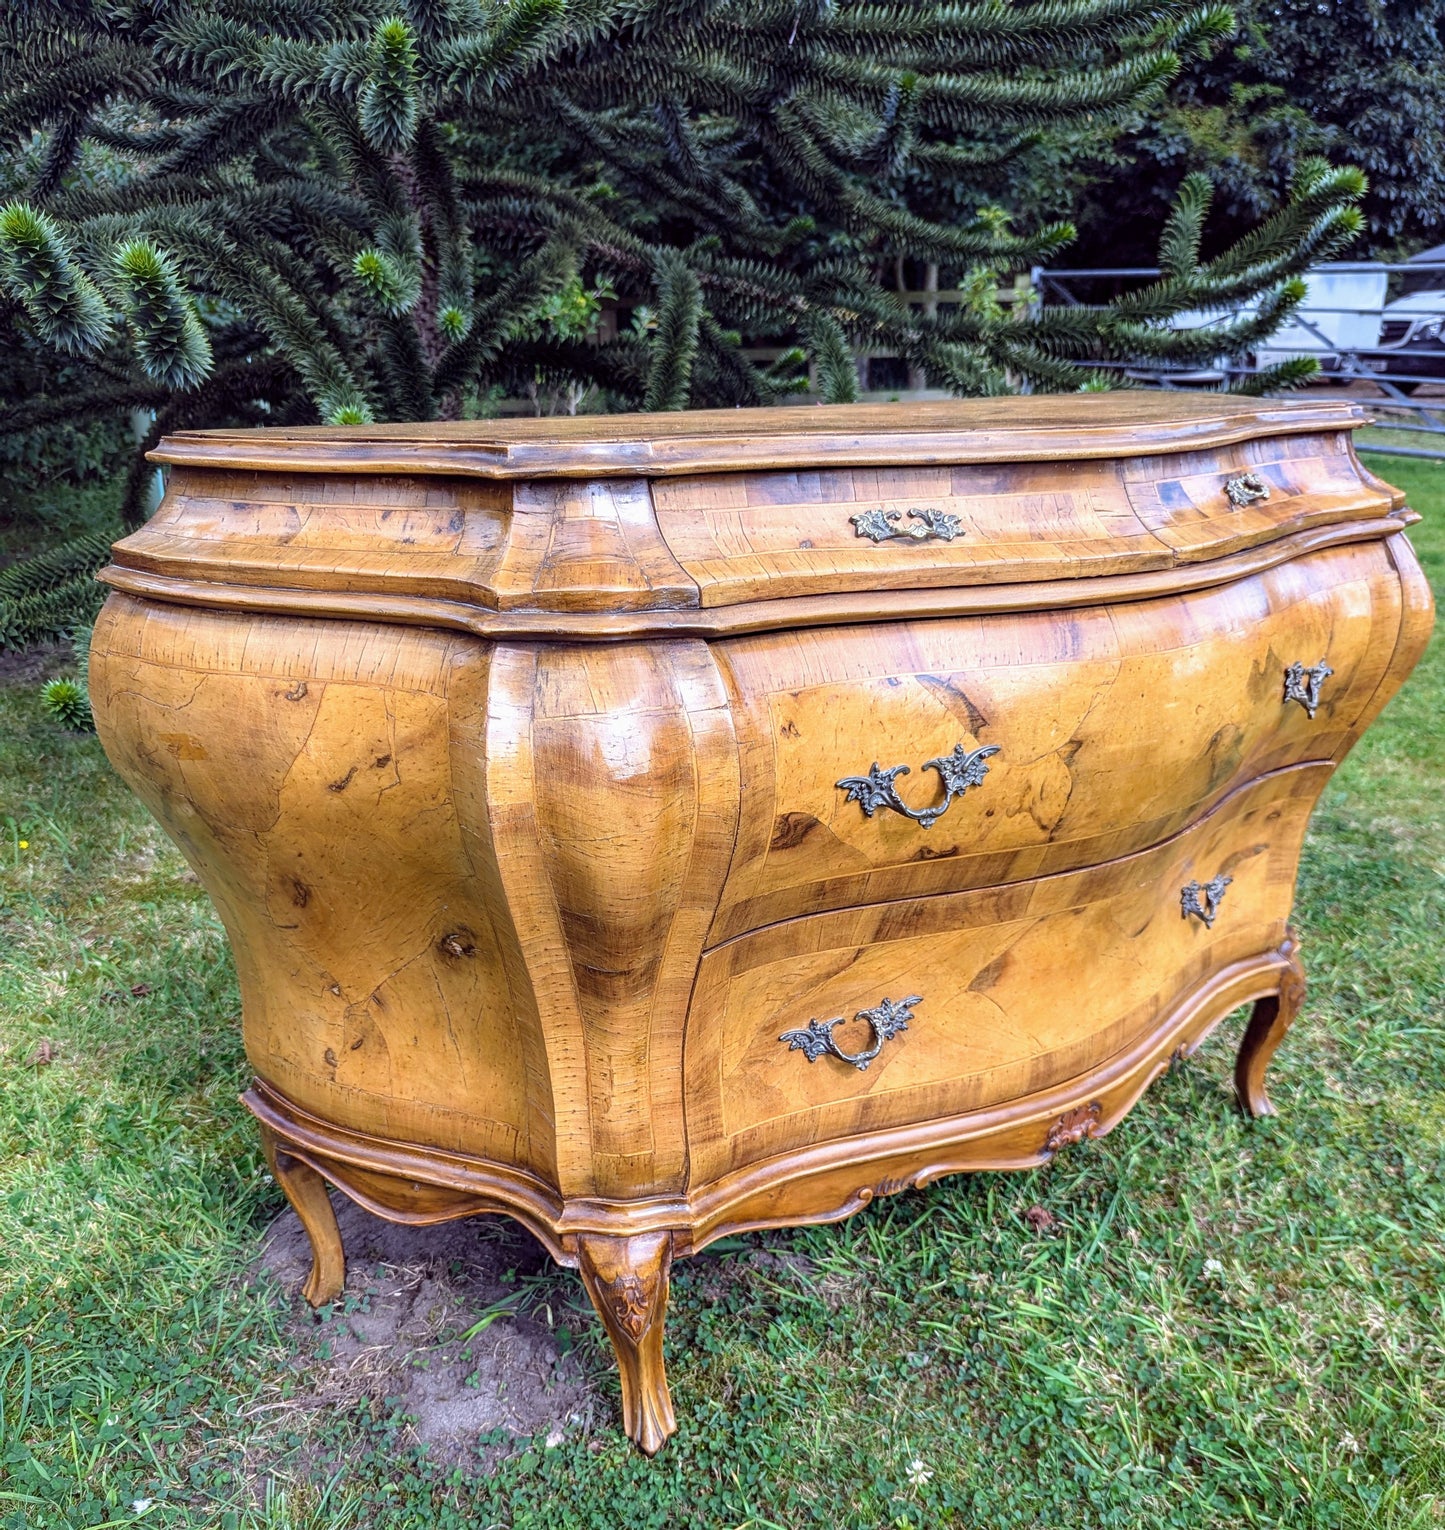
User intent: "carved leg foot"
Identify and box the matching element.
[576,1230,676,1455]
[1235,930,1306,1119]
[260,1126,346,1307]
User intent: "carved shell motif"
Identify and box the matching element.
[599,1272,654,1340]
[1277,958,1306,1020]
[1044,1101,1102,1154]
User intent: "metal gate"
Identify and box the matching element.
[1033,257,1445,460]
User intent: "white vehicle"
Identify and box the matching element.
[1354,272,1445,394]
[1041,252,1445,392]
[1124,268,1390,386]
[1255,267,1389,376]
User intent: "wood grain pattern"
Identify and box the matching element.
[652,430,1391,607]
[685,764,1326,1183]
[110,412,1396,620]
[652,457,1169,605]
[1235,930,1306,1118]
[99,510,1418,642]
[146,394,1372,479]
[111,467,512,597]
[238,931,1307,1251]
[90,596,554,1169]
[577,1232,676,1456]
[679,935,1306,1248]
[90,602,741,1202]
[260,1122,345,1306]
[486,478,697,612]
[87,399,1433,1453]
[1120,432,1384,561]
[709,540,1403,938]
[111,468,702,614]
[470,639,740,1198]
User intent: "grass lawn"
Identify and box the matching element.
[2,456,1443,1530]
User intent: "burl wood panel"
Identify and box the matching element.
[685,765,1325,1183]
[89,599,740,1198]
[107,401,1399,627]
[710,539,1404,939]
[117,470,697,613]
[86,398,1434,1456]
[652,431,1390,606]
[89,597,549,1170]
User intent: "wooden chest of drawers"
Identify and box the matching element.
[89,396,1433,1453]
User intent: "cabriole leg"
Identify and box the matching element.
[576,1230,677,1455]
[1235,930,1306,1119]
[259,1125,346,1307]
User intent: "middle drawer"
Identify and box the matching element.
[709,538,1402,941]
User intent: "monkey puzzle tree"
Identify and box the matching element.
[0,0,1365,537]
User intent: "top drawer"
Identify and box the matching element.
[709,538,1406,941]
[652,432,1394,607]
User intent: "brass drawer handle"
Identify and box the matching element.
[1181,874,1232,928]
[849,506,964,543]
[1224,472,1270,508]
[837,742,999,830]
[780,994,922,1072]
[1283,659,1332,719]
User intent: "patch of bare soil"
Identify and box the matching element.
[0,640,72,687]
[255,1195,596,1464]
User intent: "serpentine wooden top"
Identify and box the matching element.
[149,395,1371,478]
[108,395,1407,637]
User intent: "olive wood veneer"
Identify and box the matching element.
[89,396,1433,1456]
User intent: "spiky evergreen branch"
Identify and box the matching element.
[0,531,112,651]
[0,0,1364,505]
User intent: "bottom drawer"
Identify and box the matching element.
[683,764,1328,1183]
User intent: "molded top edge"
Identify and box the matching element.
[147,395,1369,479]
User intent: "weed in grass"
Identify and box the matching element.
[0,455,1441,1528]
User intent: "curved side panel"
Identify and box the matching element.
[89,593,552,1174]
[469,640,741,1199]
[1354,530,1437,739]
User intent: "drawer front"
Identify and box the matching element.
[652,432,1392,607]
[684,765,1325,1184]
[710,540,1401,940]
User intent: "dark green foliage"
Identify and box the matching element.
[1071,0,1445,261]
[0,0,1366,503]
[804,310,862,404]
[358,17,421,153]
[0,531,113,601]
[0,202,110,353]
[0,334,132,492]
[0,531,111,650]
[643,256,705,412]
